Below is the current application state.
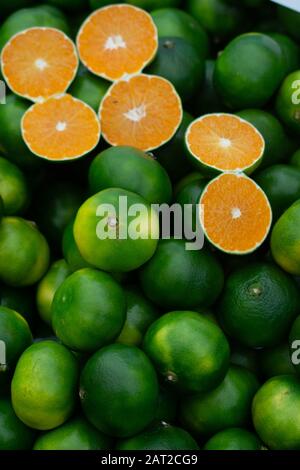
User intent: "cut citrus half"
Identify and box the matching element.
[199,173,272,254]
[1,27,78,102]
[186,113,265,174]
[77,4,158,81]
[21,94,101,161]
[99,74,182,151]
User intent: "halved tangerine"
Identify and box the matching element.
[99,74,182,151]
[186,113,265,174]
[77,4,158,81]
[199,173,272,254]
[21,94,101,161]
[1,27,78,102]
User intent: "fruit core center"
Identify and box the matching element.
[219,137,231,148]
[231,207,241,219]
[124,104,146,122]
[56,121,67,132]
[35,58,48,71]
[105,35,126,50]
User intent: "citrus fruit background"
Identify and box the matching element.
[0,0,300,454]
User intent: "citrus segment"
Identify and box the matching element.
[100,74,182,151]
[186,114,265,173]
[200,173,272,254]
[1,27,78,102]
[21,94,101,161]
[77,4,158,81]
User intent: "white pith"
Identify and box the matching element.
[105,35,126,50]
[124,104,146,122]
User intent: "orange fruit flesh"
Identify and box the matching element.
[187,114,265,171]
[200,173,272,253]
[77,5,158,81]
[1,28,78,102]
[100,74,182,151]
[21,94,101,161]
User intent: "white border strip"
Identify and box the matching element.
[270,0,300,13]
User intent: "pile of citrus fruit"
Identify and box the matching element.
[1,0,300,452]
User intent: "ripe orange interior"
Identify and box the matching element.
[1,28,78,102]
[100,74,182,151]
[77,5,158,81]
[200,173,272,253]
[22,94,101,161]
[187,114,265,171]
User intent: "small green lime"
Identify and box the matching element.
[88,146,172,205]
[253,375,300,449]
[180,365,259,437]
[52,268,126,352]
[139,238,224,309]
[0,217,49,287]
[80,343,159,438]
[143,310,230,393]
[12,340,79,430]
[62,220,92,272]
[218,262,299,348]
[276,71,300,136]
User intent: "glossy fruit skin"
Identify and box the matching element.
[74,188,159,273]
[204,428,262,451]
[0,5,70,50]
[143,311,230,393]
[11,340,78,430]
[155,111,193,182]
[146,37,204,103]
[33,416,112,450]
[0,398,35,450]
[271,200,300,275]
[187,0,244,39]
[218,263,299,348]
[268,33,299,75]
[259,343,295,380]
[62,220,92,272]
[52,268,126,352]
[116,423,199,450]
[0,306,32,385]
[0,217,49,287]
[180,365,259,437]
[0,95,38,169]
[255,165,300,221]
[117,286,158,347]
[276,71,300,136]
[151,7,209,57]
[0,157,29,215]
[236,109,288,169]
[36,259,71,325]
[80,344,159,438]
[140,238,224,309]
[69,65,109,112]
[253,375,300,450]
[214,33,285,109]
[278,5,300,41]
[88,146,172,205]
